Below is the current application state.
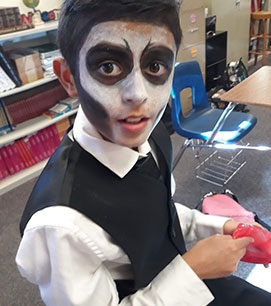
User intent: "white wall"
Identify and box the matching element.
[0,0,63,14]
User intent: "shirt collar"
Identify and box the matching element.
[72,106,151,178]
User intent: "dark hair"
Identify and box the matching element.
[57,0,182,75]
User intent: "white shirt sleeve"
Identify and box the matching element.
[16,206,214,306]
[175,202,230,245]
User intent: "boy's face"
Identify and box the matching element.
[76,21,176,148]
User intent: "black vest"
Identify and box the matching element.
[20,122,186,296]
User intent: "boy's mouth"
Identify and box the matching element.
[118,116,149,132]
[121,116,146,124]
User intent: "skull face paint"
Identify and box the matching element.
[75,21,176,148]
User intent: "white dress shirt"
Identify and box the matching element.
[16,107,230,305]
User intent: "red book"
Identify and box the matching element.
[5,143,20,173]
[45,126,58,152]
[32,133,48,160]
[42,127,55,155]
[0,151,9,179]
[15,140,30,168]
[0,167,3,181]
[20,138,36,166]
[29,134,44,161]
[0,146,16,175]
[50,123,61,145]
[10,142,25,171]
[24,137,40,164]
[37,129,51,158]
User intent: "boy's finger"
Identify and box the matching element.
[234,236,254,248]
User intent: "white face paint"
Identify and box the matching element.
[77,21,176,148]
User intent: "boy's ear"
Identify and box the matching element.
[53,58,78,97]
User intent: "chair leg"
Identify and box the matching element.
[172,139,192,171]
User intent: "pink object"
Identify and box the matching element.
[202,194,255,223]
[233,224,271,265]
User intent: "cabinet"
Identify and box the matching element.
[177,0,206,115]
[206,31,227,91]
[0,21,77,195]
[204,0,251,67]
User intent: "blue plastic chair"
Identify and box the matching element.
[171,61,257,170]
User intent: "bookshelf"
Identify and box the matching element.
[0,108,77,196]
[0,20,77,195]
[0,21,58,42]
[0,108,77,147]
[0,75,57,98]
[0,159,48,196]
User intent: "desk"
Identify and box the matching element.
[220,66,271,107]
[205,66,271,144]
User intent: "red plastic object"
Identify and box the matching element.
[233,223,271,265]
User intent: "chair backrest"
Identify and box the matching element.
[171,61,209,129]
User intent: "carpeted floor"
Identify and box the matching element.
[1,65,271,305]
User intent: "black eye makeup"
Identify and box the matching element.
[140,46,175,85]
[86,44,133,85]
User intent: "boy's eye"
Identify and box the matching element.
[99,62,122,76]
[147,62,166,75]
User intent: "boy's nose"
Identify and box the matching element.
[121,70,148,105]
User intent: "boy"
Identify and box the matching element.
[16,1,271,305]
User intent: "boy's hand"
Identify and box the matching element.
[182,234,253,279]
[223,219,262,236]
[222,220,270,267]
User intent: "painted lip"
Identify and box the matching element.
[118,116,149,133]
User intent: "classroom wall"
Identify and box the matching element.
[0,0,63,14]
[204,0,251,67]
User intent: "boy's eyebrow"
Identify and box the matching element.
[122,38,131,51]
[87,43,133,56]
[142,39,152,55]
[141,39,174,57]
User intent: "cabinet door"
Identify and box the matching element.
[206,31,227,66]
[180,8,205,50]
[206,60,226,92]
[177,43,206,78]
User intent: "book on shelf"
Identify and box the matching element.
[32,43,60,58]
[0,45,22,87]
[15,140,31,168]
[5,143,21,173]
[44,125,60,151]
[0,65,16,93]
[60,97,79,110]
[0,119,73,180]
[32,133,48,160]
[43,102,70,119]
[0,23,34,35]
[6,84,69,125]
[27,134,43,162]
[24,136,41,164]
[37,129,51,158]
[9,142,25,171]
[21,138,36,167]
[0,145,16,175]
[0,149,9,180]
[0,6,22,29]
[55,117,71,140]
[0,99,13,135]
